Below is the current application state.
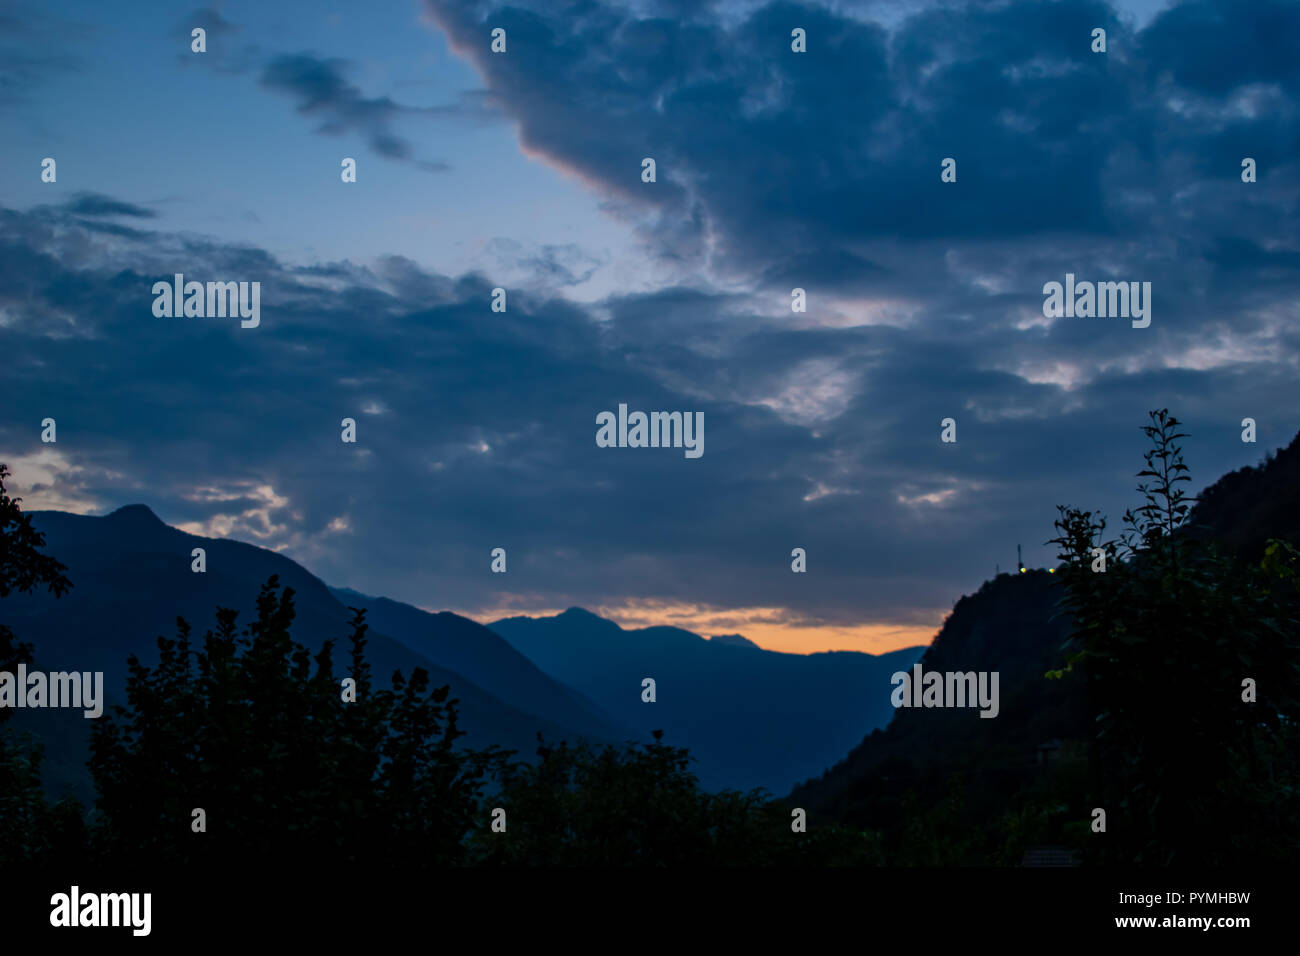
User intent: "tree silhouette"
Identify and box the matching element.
[470,730,880,866]
[1049,411,1300,864]
[9,421,1296,870]
[0,464,82,866]
[88,576,510,869]
[0,463,72,678]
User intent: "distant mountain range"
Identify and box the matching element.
[489,608,924,794]
[5,423,1291,853]
[5,505,621,801]
[327,586,627,743]
[709,633,760,649]
[3,503,921,801]
[20,429,1283,809]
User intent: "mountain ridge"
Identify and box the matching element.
[5,507,623,801]
[327,586,629,743]
[489,607,926,794]
[790,429,1300,819]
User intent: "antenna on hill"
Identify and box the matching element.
[1018,544,1024,573]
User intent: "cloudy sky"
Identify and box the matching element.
[2,0,1297,653]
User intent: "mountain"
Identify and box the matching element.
[709,633,760,649]
[488,607,926,794]
[790,430,1300,827]
[1182,436,1300,561]
[3,506,619,800]
[788,570,1084,820]
[327,586,628,742]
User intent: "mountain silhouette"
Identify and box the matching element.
[789,569,1082,819]
[17,430,1289,808]
[709,633,760,649]
[1182,436,1300,561]
[328,586,628,742]
[489,607,926,794]
[791,429,1300,826]
[5,505,620,800]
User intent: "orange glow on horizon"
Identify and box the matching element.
[443,601,942,656]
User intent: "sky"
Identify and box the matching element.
[1,0,1297,654]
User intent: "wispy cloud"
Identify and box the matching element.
[260,52,452,168]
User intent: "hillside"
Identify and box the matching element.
[789,570,1085,826]
[1182,434,1300,561]
[4,505,620,801]
[789,429,1300,838]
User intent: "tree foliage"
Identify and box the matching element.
[471,729,880,866]
[1049,410,1300,864]
[4,419,1297,870]
[0,463,81,867]
[88,578,510,869]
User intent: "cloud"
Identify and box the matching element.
[169,6,265,75]
[59,193,157,220]
[260,53,451,167]
[0,4,89,107]
[1,0,1297,644]
[421,0,1300,299]
[1,193,1296,636]
[177,6,240,39]
[485,239,604,288]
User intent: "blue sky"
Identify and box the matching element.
[0,0,637,293]
[2,0,1297,652]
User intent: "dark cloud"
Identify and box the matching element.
[259,53,450,167]
[59,193,157,219]
[422,0,1300,295]
[1138,0,1300,95]
[1,197,1295,631]
[3,0,1299,638]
